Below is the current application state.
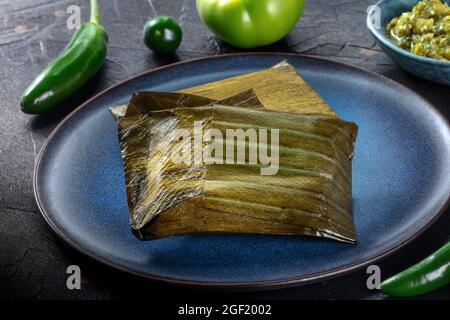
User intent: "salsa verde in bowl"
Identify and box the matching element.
[368,0,450,85]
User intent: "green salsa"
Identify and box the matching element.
[386,0,450,60]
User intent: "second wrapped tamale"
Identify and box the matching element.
[181,61,336,116]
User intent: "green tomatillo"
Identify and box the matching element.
[144,16,183,54]
[196,0,305,48]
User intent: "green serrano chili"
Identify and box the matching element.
[20,0,108,114]
[380,241,450,297]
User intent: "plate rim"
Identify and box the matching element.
[33,52,450,290]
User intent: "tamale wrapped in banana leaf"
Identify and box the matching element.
[111,61,358,243]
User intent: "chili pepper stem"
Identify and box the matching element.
[90,0,100,25]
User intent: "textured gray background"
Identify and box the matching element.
[0,0,449,300]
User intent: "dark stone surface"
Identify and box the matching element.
[0,0,449,300]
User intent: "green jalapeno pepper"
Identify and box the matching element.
[20,0,108,114]
[380,241,450,297]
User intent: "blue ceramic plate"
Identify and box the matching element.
[34,53,450,289]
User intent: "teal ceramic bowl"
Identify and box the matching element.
[367,0,450,85]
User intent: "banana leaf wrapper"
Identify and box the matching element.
[110,61,336,118]
[112,61,358,243]
[116,106,358,243]
[110,88,264,119]
[114,90,268,232]
[180,61,336,116]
